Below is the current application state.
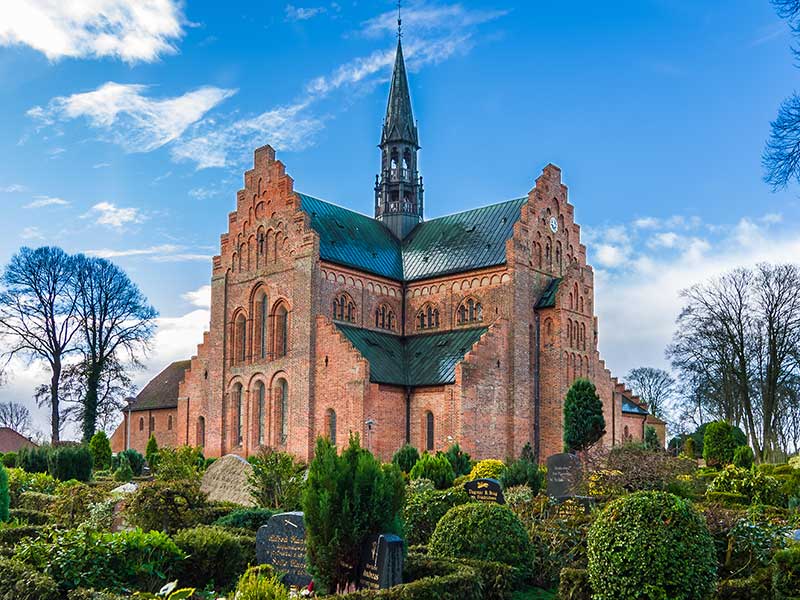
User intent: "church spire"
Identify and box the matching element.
[374,22,424,240]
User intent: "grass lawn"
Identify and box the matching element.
[512,587,557,600]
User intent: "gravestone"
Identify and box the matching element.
[200,453,256,506]
[463,478,505,504]
[256,511,312,588]
[546,453,581,499]
[358,533,404,590]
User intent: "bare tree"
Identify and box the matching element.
[0,401,32,435]
[58,359,134,434]
[0,247,80,443]
[625,367,675,420]
[74,255,156,441]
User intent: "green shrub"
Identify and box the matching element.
[0,463,8,522]
[18,447,50,474]
[14,527,184,593]
[706,491,750,506]
[88,432,112,471]
[213,507,276,532]
[704,421,744,468]
[773,545,800,600]
[153,446,204,481]
[125,479,208,533]
[708,465,785,506]
[53,481,108,527]
[563,378,605,452]
[559,567,592,600]
[467,458,506,481]
[601,443,697,495]
[0,524,46,548]
[248,447,304,509]
[48,446,93,482]
[18,492,55,513]
[407,477,434,493]
[66,589,127,600]
[644,426,660,450]
[234,567,289,600]
[409,452,455,489]
[113,454,133,482]
[503,485,534,508]
[714,567,772,600]
[392,444,420,474]
[145,434,159,466]
[733,446,754,469]
[587,491,716,600]
[500,453,542,494]
[443,443,472,477]
[401,486,470,546]
[528,511,592,588]
[1,451,17,468]
[429,502,531,574]
[114,449,145,476]
[9,509,49,525]
[684,437,696,458]
[173,525,250,590]
[0,557,59,600]
[303,435,405,594]
[7,469,58,507]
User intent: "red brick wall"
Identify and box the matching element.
[110,408,178,455]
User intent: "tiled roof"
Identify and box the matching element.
[334,324,488,386]
[621,397,649,415]
[298,194,526,282]
[128,360,191,412]
[535,278,561,308]
[0,427,36,453]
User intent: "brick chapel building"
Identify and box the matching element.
[115,38,665,461]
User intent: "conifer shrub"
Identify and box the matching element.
[113,454,133,482]
[467,458,506,481]
[247,447,305,509]
[1,451,17,468]
[302,435,405,594]
[213,507,277,532]
[145,434,159,467]
[429,502,531,574]
[234,567,288,600]
[392,444,420,474]
[644,426,660,450]
[733,446,755,469]
[703,421,746,467]
[88,432,112,471]
[113,449,145,476]
[684,437,696,458]
[173,525,250,590]
[48,446,93,482]
[409,452,455,489]
[500,444,543,493]
[0,557,59,600]
[772,545,800,600]
[125,479,208,533]
[563,378,606,452]
[587,491,716,600]
[0,462,9,522]
[18,447,50,474]
[401,486,470,546]
[443,443,472,477]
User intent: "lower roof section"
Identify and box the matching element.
[334,323,488,387]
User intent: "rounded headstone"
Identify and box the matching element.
[200,453,256,506]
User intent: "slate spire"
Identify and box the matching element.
[381,38,419,147]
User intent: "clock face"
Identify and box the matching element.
[549,216,558,233]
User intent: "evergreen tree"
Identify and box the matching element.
[0,462,8,522]
[563,378,606,453]
[145,433,159,467]
[444,443,472,477]
[644,426,660,450]
[89,430,112,470]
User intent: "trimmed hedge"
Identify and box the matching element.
[124,479,208,533]
[18,492,56,513]
[1,451,16,468]
[773,545,800,600]
[0,524,46,548]
[0,557,59,600]
[559,568,592,600]
[213,507,276,532]
[334,553,512,600]
[401,486,470,546]
[587,491,717,600]
[409,453,455,490]
[173,525,251,590]
[0,463,8,522]
[429,502,531,576]
[714,568,772,600]
[17,447,50,474]
[9,508,49,525]
[47,446,93,482]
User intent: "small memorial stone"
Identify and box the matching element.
[357,533,404,590]
[256,511,312,588]
[200,454,256,507]
[463,478,505,504]
[546,453,581,499]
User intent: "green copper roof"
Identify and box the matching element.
[536,278,561,308]
[334,324,488,386]
[299,193,526,282]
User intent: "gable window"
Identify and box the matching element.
[333,292,356,323]
[456,298,483,325]
[375,304,396,331]
[416,304,440,330]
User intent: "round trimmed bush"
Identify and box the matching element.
[468,458,506,481]
[587,491,716,600]
[173,525,250,590]
[401,486,470,546]
[429,502,531,572]
[733,445,754,469]
[703,421,746,467]
[2,451,17,468]
[409,452,454,490]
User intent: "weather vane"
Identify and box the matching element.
[397,0,402,39]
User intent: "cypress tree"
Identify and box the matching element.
[563,378,606,452]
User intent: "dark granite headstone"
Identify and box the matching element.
[256,511,311,588]
[357,533,403,590]
[546,453,581,498]
[463,478,505,504]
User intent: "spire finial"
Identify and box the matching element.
[397,0,402,39]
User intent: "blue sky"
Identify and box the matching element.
[0,0,798,436]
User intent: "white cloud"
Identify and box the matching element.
[1,184,26,193]
[29,82,236,153]
[20,226,44,240]
[633,217,660,229]
[85,244,211,262]
[0,0,185,63]
[285,4,326,21]
[359,4,508,39]
[182,285,211,309]
[648,231,679,249]
[594,243,629,268]
[93,162,111,169]
[84,201,145,229]
[24,195,70,208]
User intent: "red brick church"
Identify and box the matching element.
[113,38,664,461]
